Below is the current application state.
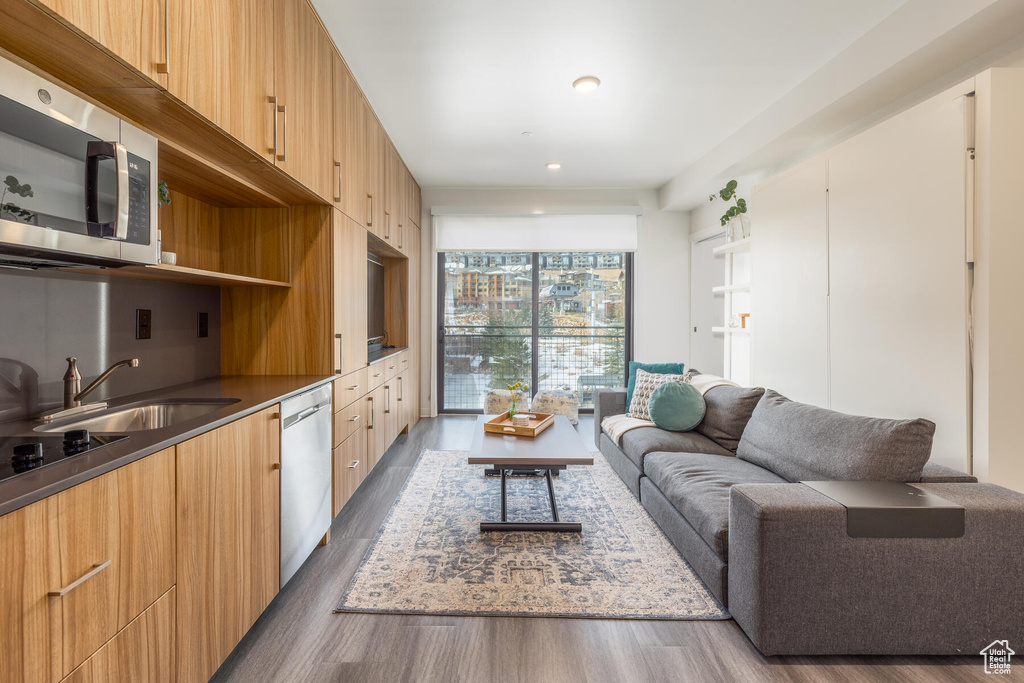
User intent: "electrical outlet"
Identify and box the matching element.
[136,309,152,339]
[197,312,209,338]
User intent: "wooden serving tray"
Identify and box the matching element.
[484,411,555,438]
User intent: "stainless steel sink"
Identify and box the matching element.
[35,398,241,433]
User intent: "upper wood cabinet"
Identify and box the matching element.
[166,0,276,162]
[334,55,367,225]
[333,210,368,375]
[365,110,383,237]
[36,0,166,82]
[406,166,422,228]
[0,447,175,683]
[176,406,281,683]
[274,0,335,201]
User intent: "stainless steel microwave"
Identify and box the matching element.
[0,55,158,268]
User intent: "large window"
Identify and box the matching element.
[439,251,632,412]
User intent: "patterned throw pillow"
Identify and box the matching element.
[627,369,691,421]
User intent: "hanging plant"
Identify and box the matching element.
[708,179,747,228]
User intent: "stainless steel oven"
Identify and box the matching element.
[0,55,158,268]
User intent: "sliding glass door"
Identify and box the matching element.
[439,251,632,412]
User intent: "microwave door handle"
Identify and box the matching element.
[86,141,130,240]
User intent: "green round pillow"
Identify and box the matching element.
[648,381,706,432]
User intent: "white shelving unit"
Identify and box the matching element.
[711,230,751,385]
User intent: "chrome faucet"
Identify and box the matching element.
[63,357,139,409]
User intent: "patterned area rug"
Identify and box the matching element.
[335,449,728,620]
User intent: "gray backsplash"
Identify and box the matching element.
[0,268,220,423]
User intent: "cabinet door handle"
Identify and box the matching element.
[384,385,390,414]
[269,96,279,156]
[398,376,403,402]
[348,460,360,469]
[349,415,360,422]
[367,397,374,428]
[366,194,373,227]
[398,222,403,249]
[334,161,342,203]
[335,334,342,374]
[389,365,396,370]
[272,462,282,470]
[373,372,382,378]
[348,385,360,391]
[157,0,170,73]
[49,560,111,597]
[276,103,288,162]
[384,211,391,239]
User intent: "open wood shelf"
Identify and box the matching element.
[70,263,291,288]
[713,237,751,255]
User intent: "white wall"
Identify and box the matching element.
[417,188,689,416]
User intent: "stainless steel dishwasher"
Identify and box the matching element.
[279,383,333,588]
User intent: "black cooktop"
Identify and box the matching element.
[0,430,129,483]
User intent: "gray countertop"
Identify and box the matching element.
[367,345,408,365]
[0,374,334,516]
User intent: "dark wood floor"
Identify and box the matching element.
[211,416,987,683]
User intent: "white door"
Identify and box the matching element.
[828,86,970,471]
[689,234,726,376]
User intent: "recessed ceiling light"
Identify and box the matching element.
[546,162,562,170]
[572,76,601,93]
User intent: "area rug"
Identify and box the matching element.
[335,449,728,620]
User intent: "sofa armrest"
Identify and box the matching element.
[919,461,977,483]
[593,388,627,444]
[728,482,1024,655]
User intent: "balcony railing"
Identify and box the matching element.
[441,325,626,411]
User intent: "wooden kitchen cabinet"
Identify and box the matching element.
[332,425,368,516]
[166,0,276,162]
[383,377,399,446]
[36,0,165,82]
[334,55,372,226]
[274,0,335,201]
[0,447,175,683]
[175,406,281,683]
[367,386,386,469]
[365,108,383,237]
[333,210,368,375]
[62,587,176,683]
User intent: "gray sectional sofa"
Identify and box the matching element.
[594,383,1024,655]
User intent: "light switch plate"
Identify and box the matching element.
[136,309,152,339]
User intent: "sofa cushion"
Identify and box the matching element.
[694,385,765,454]
[628,369,690,421]
[644,451,788,561]
[649,380,705,432]
[619,427,730,472]
[627,361,685,409]
[737,390,936,483]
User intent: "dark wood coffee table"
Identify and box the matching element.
[468,415,594,532]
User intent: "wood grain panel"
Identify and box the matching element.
[176,407,281,683]
[333,211,368,375]
[56,469,119,677]
[62,587,176,683]
[334,367,368,411]
[0,496,60,683]
[364,99,382,235]
[158,140,287,209]
[158,190,221,273]
[220,206,291,283]
[114,447,175,631]
[167,0,275,162]
[221,205,333,375]
[334,398,366,448]
[384,256,409,349]
[36,0,164,83]
[275,0,335,201]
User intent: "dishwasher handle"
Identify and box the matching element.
[282,399,331,429]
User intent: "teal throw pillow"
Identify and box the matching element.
[627,361,685,408]
[648,381,706,432]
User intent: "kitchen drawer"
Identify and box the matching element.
[367,362,387,391]
[334,367,368,412]
[383,352,404,381]
[333,399,366,447]
[332,426,368,517]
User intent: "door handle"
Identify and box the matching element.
[384,211,391,240]
[272,462,282,470]
[86,141,129,240]
[269,96,279,156]
[157,0,170,73]
[49,560,111,597]
[367,397,374,428]
[334,161,342,203]
[349,415,360,422]
[384,385,390,414]
[276,103,288,162]
[348,460,361,469]
[335,334,342,374]
[348,384,360,391]
[366,194,373,227]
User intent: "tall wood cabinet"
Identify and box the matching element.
[175,406,281,683]
[333,211,369,375]
[0,447,175,683]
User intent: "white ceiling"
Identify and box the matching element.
[313,0,908,190]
